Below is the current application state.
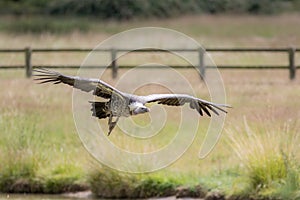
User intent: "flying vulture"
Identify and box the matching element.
[34,68,230,135]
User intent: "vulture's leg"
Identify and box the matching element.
[108,113,113,126]
[107,113,113,135]
[107,113,120,136]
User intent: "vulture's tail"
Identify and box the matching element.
[89,101,110,119]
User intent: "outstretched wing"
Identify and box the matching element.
[143,94,230,117]
[33,68,125,99]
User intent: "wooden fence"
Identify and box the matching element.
[0,47,298,80]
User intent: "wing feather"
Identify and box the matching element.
[33,68,125,100]
[198,102,211,117]
[143,94,230,117]
[205,104,219,115]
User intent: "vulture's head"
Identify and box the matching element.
[129,102,150,115]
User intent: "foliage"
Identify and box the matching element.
[1,17,90,34]
[0,0,299,20]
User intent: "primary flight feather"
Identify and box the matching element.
[34,68,230,135]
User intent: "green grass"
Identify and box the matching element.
[226,119,300,199]
[89,167,190,198]
[42,164,87,193]
[0,108,88,193]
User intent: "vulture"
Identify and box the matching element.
[34,68,230,135]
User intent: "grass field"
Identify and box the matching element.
[0,14,300,199]
[1,68,299,198]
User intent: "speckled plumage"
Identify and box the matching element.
[34,68,230,135]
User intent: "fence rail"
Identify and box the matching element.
[0,47,298,80]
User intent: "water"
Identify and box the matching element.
[0,191,96,200]
[0,193,194,200]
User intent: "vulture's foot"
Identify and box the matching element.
[107,115,120,136]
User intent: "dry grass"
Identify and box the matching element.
[1,68,300,197]
[0,14,300,67]
[0,14,300,197]
[1,68,299,172]
[1,14,300,46]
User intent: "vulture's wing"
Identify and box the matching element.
[143,94,230,117]
[33,68,125,99]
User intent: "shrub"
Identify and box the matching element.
[227,119,300,199]
[89,168,178,198]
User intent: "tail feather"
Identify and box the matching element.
[90,101,110,119]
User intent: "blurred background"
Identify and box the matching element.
[0,0,300,199]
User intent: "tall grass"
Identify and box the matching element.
[227,118,300,199]
[0,110,88,193]
[0,112,44,192]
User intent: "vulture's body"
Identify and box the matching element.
[34,68,230,135]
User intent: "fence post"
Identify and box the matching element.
[25,47,32,78]
[111,49,118,79]
[288,47,296,80]
[198,48,205,80]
